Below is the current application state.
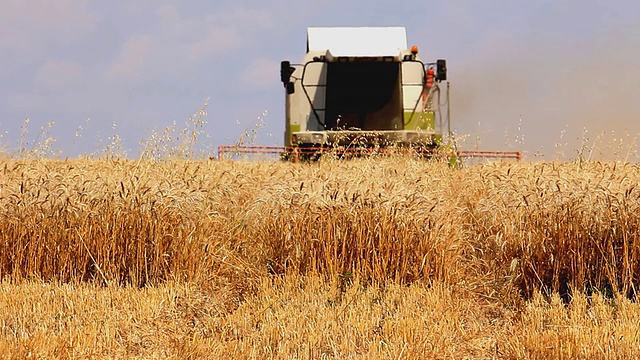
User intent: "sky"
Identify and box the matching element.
[1,0,640,160]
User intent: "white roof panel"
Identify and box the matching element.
[307,27,407,57]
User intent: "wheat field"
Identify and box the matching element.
[1,156,639,358]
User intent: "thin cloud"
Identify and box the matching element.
[34,60,83,89]
[0,0,99,53]
[240,58,281,91]
[155,4,274,62]
[188,28,242,61]
[108,35,154,79]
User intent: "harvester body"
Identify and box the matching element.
[215,27,522,162]
[281,27,450,155]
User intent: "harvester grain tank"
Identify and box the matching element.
[279,27,451,158]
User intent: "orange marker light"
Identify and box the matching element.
[410,45,419,55]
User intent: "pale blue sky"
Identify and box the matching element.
[1,1,639,159]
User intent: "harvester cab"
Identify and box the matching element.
[280,27,451,158]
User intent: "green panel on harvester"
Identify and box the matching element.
[403,111,435,131]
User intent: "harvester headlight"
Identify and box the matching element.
[312,134,325,143]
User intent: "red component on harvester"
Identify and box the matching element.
[426,68,435,89]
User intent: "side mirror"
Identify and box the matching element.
[281,60,296,94]
[286,82,295,94]
[280,60,294,83]
[436,59,447,81]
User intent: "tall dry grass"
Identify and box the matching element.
[2,157,639,296]
[1,156,640,357]
[463,161,640,300]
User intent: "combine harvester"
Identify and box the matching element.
[218,27,521,163]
